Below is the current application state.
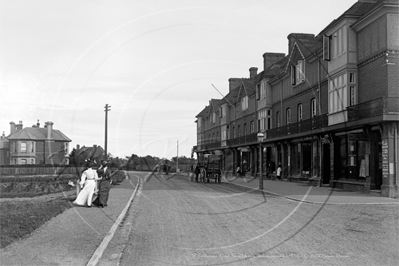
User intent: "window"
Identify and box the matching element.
[31,142,35,152]
[349,73,356,84]
[226,126,230,139]
[244,123,247,135]
[232,127,235,138]
[64,142,68,154]
[298,104,303,121]
[277,111,281,127]
[31,159,34,164]
[311,99,317,117]
[332,25,347,59]
[250,121,254,133]
[217,131,219,140]
[291,60,305,85]
[286,108,291,124]
[329,73,348,113]
[21,159,27,165]
[323,35,331,61]
[238,125,241,136]
[267,110,271,130]
[261,83,266,99]
[256,84,260,100]
[350,86,356,106]
[21,142,27,152]
[258,109,267,131]
[14,142,17,152]
[241,96,248,110]
[212,112,216,123]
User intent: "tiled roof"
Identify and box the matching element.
[318,0,377,35]
[196,106,210,118]
[8,127,71,141]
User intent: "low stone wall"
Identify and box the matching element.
[0,174,78,198]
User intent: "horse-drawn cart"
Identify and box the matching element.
[199,154,222,184]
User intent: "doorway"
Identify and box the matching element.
[323,144,331,184]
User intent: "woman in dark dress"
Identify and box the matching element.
[93,160,112,208]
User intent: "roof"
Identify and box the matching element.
[7,127,71,141]
[318,0,378,36]
[196,106,210,118]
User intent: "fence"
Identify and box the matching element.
[0,165,85,176]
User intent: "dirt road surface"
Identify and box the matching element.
[99,172,399,266]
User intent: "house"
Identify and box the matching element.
[194,0,399,198]
[1,120,71,165]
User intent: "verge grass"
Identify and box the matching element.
[0,198,72,248]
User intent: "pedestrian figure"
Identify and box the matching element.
[93,160,112,208]
[236,166,241,176]
[276,163,282,180]
[195,163,200,182]
[73,160,102,208]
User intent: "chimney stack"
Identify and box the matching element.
[16,121,23,131]
[249,67,258,79]
[45,121,54,139]
[9,122,16,135]
[263,53,286,70]
[36,120,40,127]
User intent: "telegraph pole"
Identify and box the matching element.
[176,140,179,172]
[104,104,111,159]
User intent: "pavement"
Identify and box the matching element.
[1,171,398,266]
[219,175,399,205]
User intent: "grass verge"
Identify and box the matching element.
[0,170,126,248]
[0,198,72,248]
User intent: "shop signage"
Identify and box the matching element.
[292,136,318,142]
[349,133,368,141]
[382,139,389,179]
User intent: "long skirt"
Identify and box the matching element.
[93,180,111,207]
[73,179,96,207]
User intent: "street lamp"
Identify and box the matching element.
[257,132,265,190]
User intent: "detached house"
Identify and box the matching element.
[1,120,71,165]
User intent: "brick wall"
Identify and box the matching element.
[358,55,388,103]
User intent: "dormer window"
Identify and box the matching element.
[210,112,216,123]
[241,96,248,110]
[291,60,305,85]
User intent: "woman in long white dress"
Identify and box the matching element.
[73,161,102,207]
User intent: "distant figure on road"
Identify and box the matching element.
[194,163,200,182]
[73,160,102,208]
[93,160,112,208]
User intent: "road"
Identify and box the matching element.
[99,172,399,266]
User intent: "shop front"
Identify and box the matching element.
[291,136,320,178]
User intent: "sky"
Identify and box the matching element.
[0,0,357,160]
